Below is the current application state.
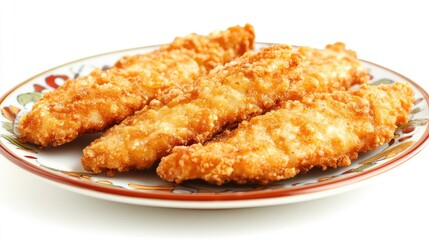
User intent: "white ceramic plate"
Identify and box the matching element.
[1,43,428,209]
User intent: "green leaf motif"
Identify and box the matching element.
[411,107,422,114]
[2,122,13,134]
[17,92,43,106]
[370,78,394,85]
[1,134,37,153]
[349,163,375,173]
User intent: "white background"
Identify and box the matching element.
[1,0,428,239]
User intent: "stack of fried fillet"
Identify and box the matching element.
[18,24,415,185]
[18,24,255,147]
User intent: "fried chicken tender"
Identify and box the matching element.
[157,83,415,185]
[82,45,303,174]
[82,42,368,175]
[287,42,369,100]
[17,24,255,147]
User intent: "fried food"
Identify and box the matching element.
[157,83,415,185]
[81,42,368,175]
[17,24,255,147]
[81,45,302,174]
[287,42,369,100]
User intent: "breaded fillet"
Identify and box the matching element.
[116,23,255,72]
[157,83,415,185]
[287,42,369,100]
[82,45,303,174]
[82,43,368,175]
[17,24,255,147]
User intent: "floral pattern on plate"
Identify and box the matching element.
[1,43,428,208]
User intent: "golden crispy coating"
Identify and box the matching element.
[17,24,255,147]
[157,83,415,185]
[287,42,369,100]
[81,45,303,174]
[116,24,255,71]
[81,43,369,175]
[158,42,369,108]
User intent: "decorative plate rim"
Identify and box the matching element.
[1,43,429,206]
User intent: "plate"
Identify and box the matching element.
[1,43,429,209]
